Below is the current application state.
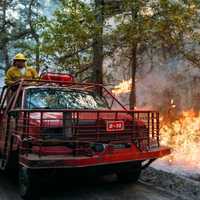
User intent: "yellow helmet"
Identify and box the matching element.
[14,53,27,61]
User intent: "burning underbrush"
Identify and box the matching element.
[154,110,200,177]
[112,79,132,95]
[112,79,200,176]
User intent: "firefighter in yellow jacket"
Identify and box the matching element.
[5,53,38,85]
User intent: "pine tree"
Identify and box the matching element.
[111,0,200,109]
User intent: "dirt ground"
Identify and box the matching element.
[0,171,184,200]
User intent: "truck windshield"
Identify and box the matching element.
[25,88,109,110]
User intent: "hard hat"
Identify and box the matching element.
[13,53,27,61]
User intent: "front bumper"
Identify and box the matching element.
[20,144,170,169]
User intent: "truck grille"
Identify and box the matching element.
[15,110,159,152]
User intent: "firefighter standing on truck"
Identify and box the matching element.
[5,53,38,85]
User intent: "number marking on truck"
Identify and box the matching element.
[106,121,124,132]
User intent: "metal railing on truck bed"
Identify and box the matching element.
[8,109,160,155]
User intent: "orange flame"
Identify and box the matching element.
[112,80,200,170]
[112,79,132,95]
[160,110,200,169]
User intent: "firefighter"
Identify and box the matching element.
[5,53,38,85]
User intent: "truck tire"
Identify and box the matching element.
[6,150,19,177]
[116,162,142,183]
[19,166,39,200]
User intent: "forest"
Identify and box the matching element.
[2,2,200,195]
[1,0,200,110]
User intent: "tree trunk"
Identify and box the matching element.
[129,1,139,110]
[35,38,40,73]
[1,0,9,71]
[2,45,10,71]
[129,43,137,110]
[92,37,103,83]
[92,0,104,94]
[29,0,40,73]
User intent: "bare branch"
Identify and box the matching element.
[0,29,32,48]
[28,0,40,71]
[58,43,94,63]
[74,63,92,77]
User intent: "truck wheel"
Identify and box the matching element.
[117,167,141,183]
[6,150,19,177]
[19,166,39,200]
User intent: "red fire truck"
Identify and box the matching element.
[0,73,170,199]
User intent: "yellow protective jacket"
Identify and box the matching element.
[5,66,38,85]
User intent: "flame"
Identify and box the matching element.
[160,110,200,169]
[112,79,132,95]
[170,99,176,108]
[112,80,200,170]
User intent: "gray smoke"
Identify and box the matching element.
[104,52,200,113]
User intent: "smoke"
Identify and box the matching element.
[137,57,200,113]
[104,52,200,113]
[104,49,200,178]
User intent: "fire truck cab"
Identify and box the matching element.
[0,73,170,199]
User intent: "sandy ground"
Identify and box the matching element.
[0,171,182,200]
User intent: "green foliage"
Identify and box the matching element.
[108,0,200,108]
[39,0,101,74]
[112,0,200,58]
[0,0,43,70]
